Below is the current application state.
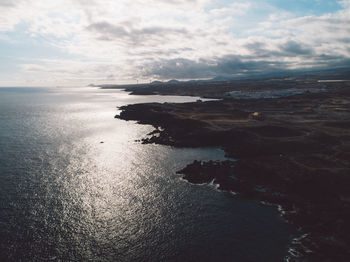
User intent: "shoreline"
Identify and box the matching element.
[115,83,350,261]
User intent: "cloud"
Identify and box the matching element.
[210,2,251,16]
[0,0,23,7]
[279,40,313,56]
[86,21,189,46]
[0,0,14,7]
[140,51,350,80]
[156,0,197,4]
[140,56,286,79]
[340,0,350,8]
[0,0,350,85]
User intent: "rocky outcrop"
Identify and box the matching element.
[116,85,350,262]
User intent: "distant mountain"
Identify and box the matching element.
[150,80,163,85]
[150,79,181,85]
[210,76,234,81]
[167,79,180,84]
[98,66,350,89]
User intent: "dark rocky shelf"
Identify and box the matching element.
[115,82,350,262]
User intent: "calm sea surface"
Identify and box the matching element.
[0,87,293,262]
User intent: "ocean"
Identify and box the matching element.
[0,87,293,262]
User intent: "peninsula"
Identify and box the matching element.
[111,72,350,262]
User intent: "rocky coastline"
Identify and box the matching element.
[115,84,350,262]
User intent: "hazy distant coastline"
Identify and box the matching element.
[96,68,350,100]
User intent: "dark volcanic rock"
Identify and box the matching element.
[116,84,350,262]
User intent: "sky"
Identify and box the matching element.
[0,0,350,86]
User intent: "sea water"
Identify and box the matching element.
[0,87,293,262]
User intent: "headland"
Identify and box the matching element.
[112,73,350,262]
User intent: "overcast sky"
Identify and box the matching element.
[1,0,350,86]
